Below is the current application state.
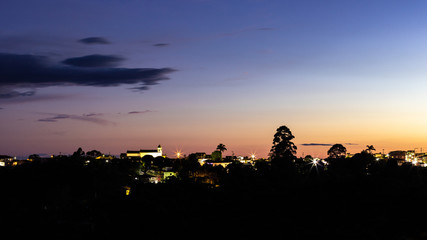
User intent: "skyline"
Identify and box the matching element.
[2,0,427,158]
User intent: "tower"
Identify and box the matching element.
[157,145,162,154]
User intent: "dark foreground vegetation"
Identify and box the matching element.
[1,156,427,240]
[2,126,427,240]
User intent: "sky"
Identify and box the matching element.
[1,0,427,159]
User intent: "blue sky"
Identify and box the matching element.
[1,0,427,158]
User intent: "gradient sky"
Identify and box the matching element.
[1,0,427,159]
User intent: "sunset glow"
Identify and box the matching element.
[1,1,427,159]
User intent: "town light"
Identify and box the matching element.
[312,159,318,166]
[174,147,184,159]
[175,150,182,159]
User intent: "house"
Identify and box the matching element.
[143,167,177,184]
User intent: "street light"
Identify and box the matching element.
[312,159,318,166]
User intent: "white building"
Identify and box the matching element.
[126,145,163,158]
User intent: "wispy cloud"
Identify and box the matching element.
[78,37,111,45]
[0,93,74,104]
[83,113,103,117]
[38,118,58,122]
[301,143,333,146]
[153,43,169,47]
[37,113,114,126]
[128,110,153,115]
[301,143,359,146]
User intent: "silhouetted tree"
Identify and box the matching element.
[141,155,154,171]
[270,125,297,174]
[211,151,222,161]
[254,159,270,176]
[195,164,224,185]
[216,143,227,153]
[184,154,201,172]
[349,151,375,175]
[326,144,348,176]
[86,149,102,158]
[365,145,376,154]
[224,161,257,187]
[327,144,347,159]
[303,155,313,162]
[72,147,85,158]
[175,154,200,180]
[152,156,171,170]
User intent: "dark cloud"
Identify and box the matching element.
[62,54,123,68]
[128,110,153,114]
[78,37,110,44]
[153,43,169,47]
[0,53,176,98]
[38,113,113,125]
[0,89,35,99]
[345,143,359,145]
[301,143,333,146]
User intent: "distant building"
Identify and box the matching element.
[193,152,209,165]
[389,150,406,165]
[405,150,415,162]
[224,155,237,162]
[193,152,207,159]
[416,153,427,165]
[208,161,232,168]
[140,167,177,184]
[0,155,15,167]
[124,145,163,159]
[389,151,406,160]
[373,153,386,160]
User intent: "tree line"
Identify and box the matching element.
[18,125,425,186]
